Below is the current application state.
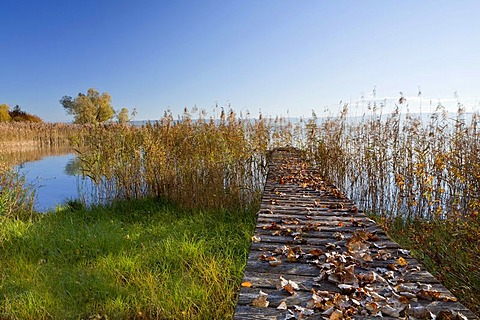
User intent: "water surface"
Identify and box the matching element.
[17,154,90,212]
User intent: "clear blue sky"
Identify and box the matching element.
[1,0,479,122]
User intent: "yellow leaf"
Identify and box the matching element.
[241,281,253,288]
[397,257,408,266]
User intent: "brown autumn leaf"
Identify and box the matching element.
[269,258,282,267]
[431,291,458,302]
[283,284,296,295]
[367,232,380,241]
[309,248,323,256]
[375,249,392,260]
[346,236,369,252]
[329,309,343,320]
[417,289,458,302]
[259,254,269,262]
[333,232,345,240]
[263,222,281,230]
[437,310,468,320]
[252,291,269,308]
[278,276,300,294]
[346,234,372,261]
[286,248,298,262]
[387,263,398,271]
[357,271,376,284]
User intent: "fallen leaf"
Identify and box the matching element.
[381,305,401,317]
[241,281,253,288]
[375,249,392,261]
[329,309,343,320]
[437,310,468,320]
[367,232,380,241]
[387,263,398,271]
[251,235,261,243]
[278,276,300,294]
[338,284,355,294]
[283,284,296,295]
[431,291,458,302]
[333,232,345,240]
[417,289,458,302]
[277,301,288,310]
[294,305,314,316]
[358,271,376,284]
[397,257,408,266]
[269,257,282,267]
[309,248,323,256]
[252,291,269,308]
[287,249,298,262]
[407,306,432,319]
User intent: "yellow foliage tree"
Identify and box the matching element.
[60,88,115,124]
[0,104,11,122]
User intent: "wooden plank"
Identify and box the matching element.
[234,148,478,319]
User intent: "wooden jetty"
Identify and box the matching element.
[234,148,478,319]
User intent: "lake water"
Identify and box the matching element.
[16,153,91,212]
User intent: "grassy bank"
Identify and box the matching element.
[0,198,257,319]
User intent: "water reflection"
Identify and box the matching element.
[0,147,94,213]
[64,156,82,176]
[0,146,72,167]
[14,154,85,212]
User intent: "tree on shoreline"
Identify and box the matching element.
[0,104,42,122]
[0,104,11,122]
[117,107,130,123]
[60,88,115,124]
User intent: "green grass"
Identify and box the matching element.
[0,198,258,319]
[371,213,480,316]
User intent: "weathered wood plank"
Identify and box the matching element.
[234,148,478,319]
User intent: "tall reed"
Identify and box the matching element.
[306,101,480,222]
[73,110,272,210]
[0,122,87,149]
[0,161,36,220]
[68,100,480,222]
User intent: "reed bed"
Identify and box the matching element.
[73,103,480,222]
[0,122,87,149]
[74,110,274,210]
[307,103,480,222]
[305,101,480,313]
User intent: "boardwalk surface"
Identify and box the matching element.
[234,148,478,319]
